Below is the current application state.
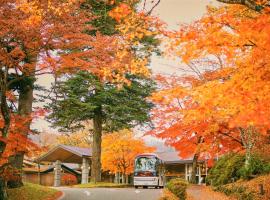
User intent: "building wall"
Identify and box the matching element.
[164,162,208,184]
[23,173,39,184]
[41,173,54,186]
[23,171,78,186]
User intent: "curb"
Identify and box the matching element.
[56,191,65,200]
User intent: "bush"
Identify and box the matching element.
[207,152,270,186]
[160,188,178,200]
[263,162,270,173]
[238,155,270,179]
[206,153,245,186]
[166,178,188,200]
[215,185,255,200]
[61,174,78,185]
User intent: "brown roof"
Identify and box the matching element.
[61,145,92,157]
[36,145,91,163]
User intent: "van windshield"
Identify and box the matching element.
[135,156,158,172]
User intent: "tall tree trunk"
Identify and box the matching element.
[190,135,202,184]
[239,127,257,169]
[125,174,129,184]
[0,68,11,200]
[91,107,102,183]
[245,146,251,168]
[0,177,7,200]
[0,68,10,159]
[190,153,198,184]
[8,78,34,188]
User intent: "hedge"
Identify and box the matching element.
[160,188,179,200]
[166,178,188,200]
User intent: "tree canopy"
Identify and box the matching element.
[47,71,155,182]
[101,129,155,176]
[48,71,155,132]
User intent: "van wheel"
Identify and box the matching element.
[135,186,138,189]
[143,186,147,189]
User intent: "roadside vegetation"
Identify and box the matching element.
[160,188,179,200]
[162,178,188,200]
[214,174,270,200]
[7,183,61,200]
[206,153,270,200]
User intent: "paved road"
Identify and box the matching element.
[187,185,231,200]
[58,187,162,200]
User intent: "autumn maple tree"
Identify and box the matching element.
[0,0,98,197]
[101,129,155,183]
[150,1,270,183]
[57,121,93,148]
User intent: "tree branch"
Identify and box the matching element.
[216,0,264,12]
[219,131,244,146]
[147,0,161,15]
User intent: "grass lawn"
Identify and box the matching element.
[7,182,61,200]
[74,182,131,188]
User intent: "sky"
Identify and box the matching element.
[150,0,219,75]
[32,0,219,136]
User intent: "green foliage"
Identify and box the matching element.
[166,178,188,200]
[47,71,155,132]
[206,153,245,186]
[207,153,270,186]
[238,156,270,180]
[263,162,270,173]
[82,0,118,36]
[215,185,255,200]
[81,0,160,57]
[7,74,35,92]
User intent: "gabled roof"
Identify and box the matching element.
[36,145,91,164]
[61,145,92,157]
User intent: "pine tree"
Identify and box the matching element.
[47,71,155,182]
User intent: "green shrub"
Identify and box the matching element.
[207,152,270,186]
[206,153,245,186]
[263,162,270,173]
[166,178,188,200]
[238,155,269,179]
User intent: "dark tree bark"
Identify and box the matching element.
[190,153,198,184]
[0,68,10,158]
[91,107,103,183]
[0,177,7,200]
[0,68,11,200]
[216,0,264,11]
[8,77,34,188]
[190,135,203,184]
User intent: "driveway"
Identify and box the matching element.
[58,187,162,200]
[187,185,232,200]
